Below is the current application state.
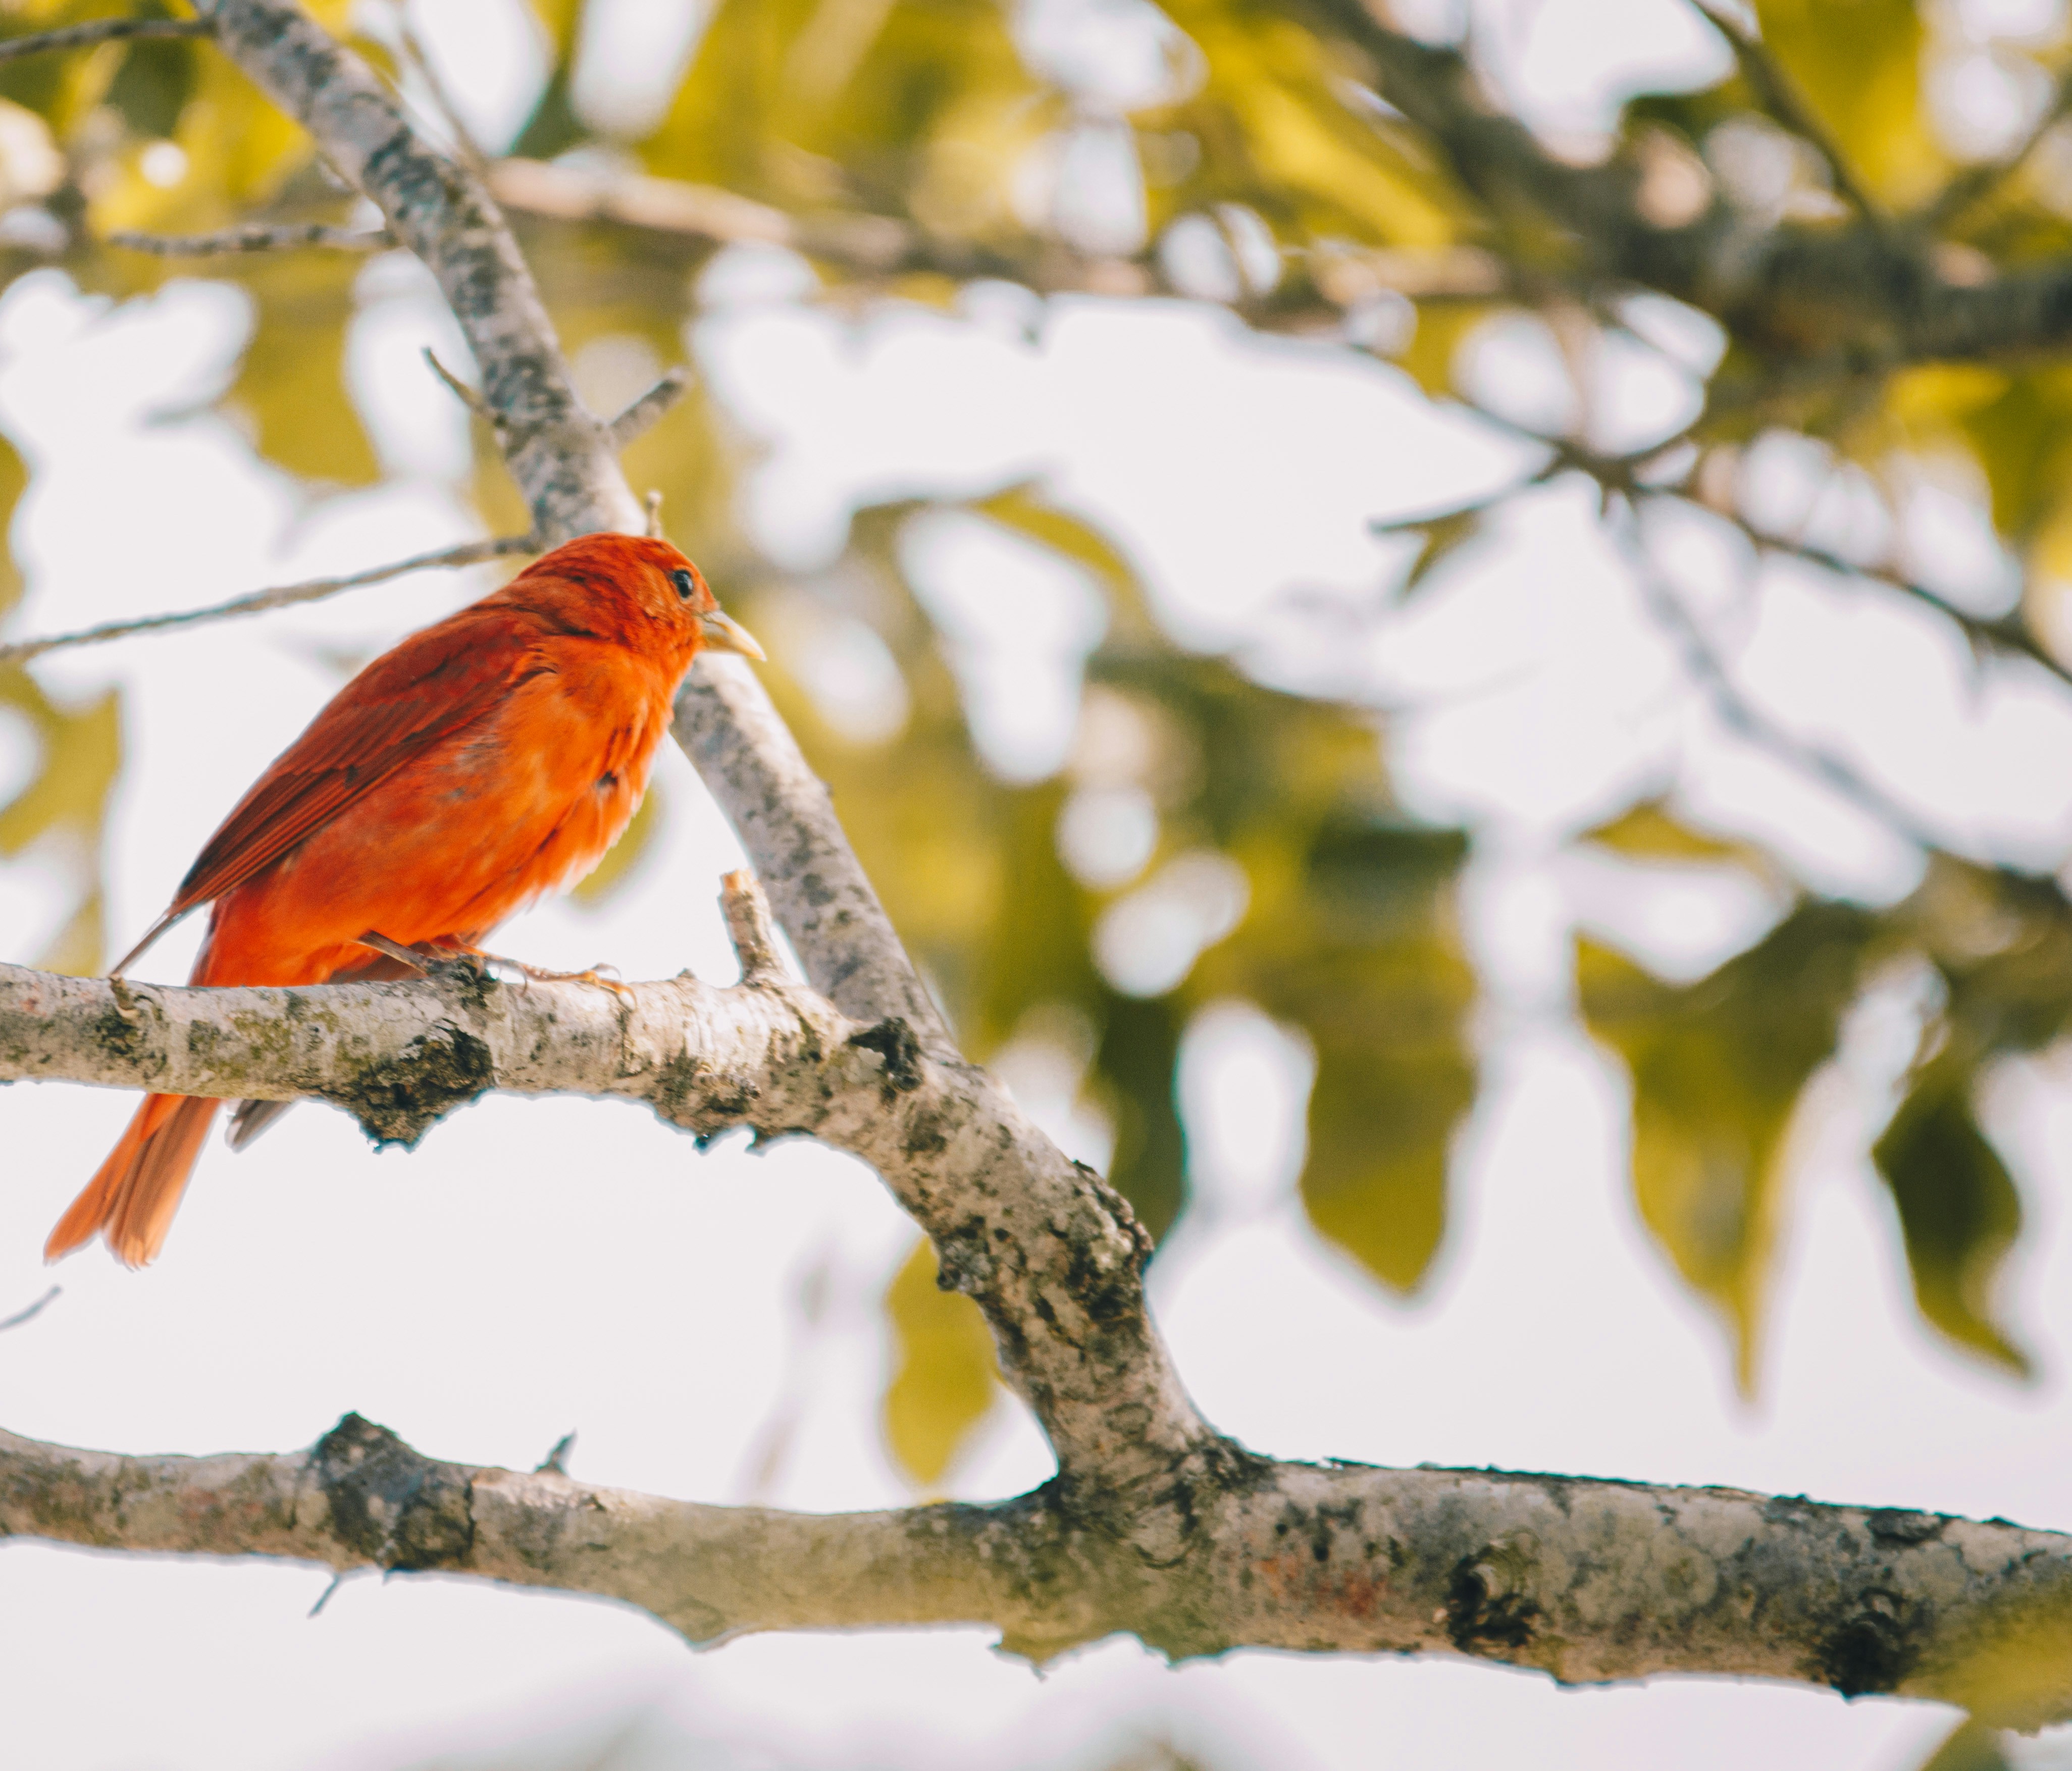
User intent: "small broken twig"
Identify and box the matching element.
[106,223,393,256]
[644,489,665,538]
[422,347,491,421]
[720,869,788,986]
[535,1431,577,1475]
[0,534,537,665]
[0,1286,59,1334]
[0,18,210,64]
[608,367,693,449]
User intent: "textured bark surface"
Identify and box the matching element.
[0,910,1196,1487]
[5,0,2066,1723]
[9,1415,2072,1723]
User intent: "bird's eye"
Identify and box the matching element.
[671,568,697,602]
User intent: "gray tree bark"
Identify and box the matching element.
[1,0,2066,1731]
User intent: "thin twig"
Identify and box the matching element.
[1615,504,1949,853]
[0,535,536,665]
[0,18,210,64]
[643,489,664,538]
[534,1431,576,1475]
[106,223,392,256]
[0,1285,59,1334]
[608,367,693,448]
[394,6,489,176]
[1690,1,1885,226]
[1925,64,2072,229]
[720,869,788,985]
[421,347,490,420]
[1688,496,2072,691]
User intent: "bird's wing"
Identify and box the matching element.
[113,605,553,974]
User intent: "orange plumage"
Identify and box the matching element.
[47,531,761,1267]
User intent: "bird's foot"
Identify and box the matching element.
[355,932,631,997]
[509,959,636,1000]
[355,931,506,984]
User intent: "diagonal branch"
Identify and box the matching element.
[8,1408,2072,1721]
[1688,1,1884,225]
[0,868,1194,1487]
[0,534,536,665]
[199,0,950,1046]
[607,365,692,448]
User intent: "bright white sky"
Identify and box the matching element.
[7,0,2072,1767]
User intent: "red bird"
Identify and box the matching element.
[47,531,762,1267]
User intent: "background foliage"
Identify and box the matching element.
[5,0,2072,1495]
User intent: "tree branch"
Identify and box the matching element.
[1689,1,1884,225]
[0,535,536,665]
[606,365,692,449]
[196,0,638,544]
[0,864,1194,1486]
[105,223,391,256]
[0,18,211,64]
[200,0,953,1048]
[8,1410,2072,1723]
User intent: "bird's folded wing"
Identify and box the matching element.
[170,605,551,916]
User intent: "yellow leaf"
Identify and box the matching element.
[1579,903,1877,1389]
[1752,0,1945,207]
[1872,1056,2029,1375]
[881,1235,1000,1490]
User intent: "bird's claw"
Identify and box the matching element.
[354,931,626,996]
[512,960,634,1000]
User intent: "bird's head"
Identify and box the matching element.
[512,531,765,668]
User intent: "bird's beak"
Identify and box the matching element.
[698,607,765,661]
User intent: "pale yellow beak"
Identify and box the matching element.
[699,607,765,661]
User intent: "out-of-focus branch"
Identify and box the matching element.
[0,18,210,64]
[0,1286,58,1333]
[1924,64,2072,228]
[1698,499,2072,692]
[0,535,536,666]
[1612,506,1979,861]
[105,223,392,255]
[1689,1,1884,223]
[607,366,692,447]
[10,1411,2072,1720]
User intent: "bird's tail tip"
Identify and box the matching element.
[46,1094,219,1268]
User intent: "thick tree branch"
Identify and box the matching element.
[34,0,2055,1713]
[0,870,1194,1485]
[200,0,952,1047]
[8,1411,2072,1724]
[196,0,639,544]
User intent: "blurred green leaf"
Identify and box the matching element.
[1582,798,1770,869]
[0,666,121,976]
[220,253,381,491]
[1873,1055,2030,1375]
[1912,1718,2014,1771]
[1580,902,1878,1387]
[882,1234,1001,1489]
[1752,0,1943,207]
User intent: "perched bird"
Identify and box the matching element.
[46,531,762,1268]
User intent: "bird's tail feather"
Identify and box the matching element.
[46,1094,220,1268]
